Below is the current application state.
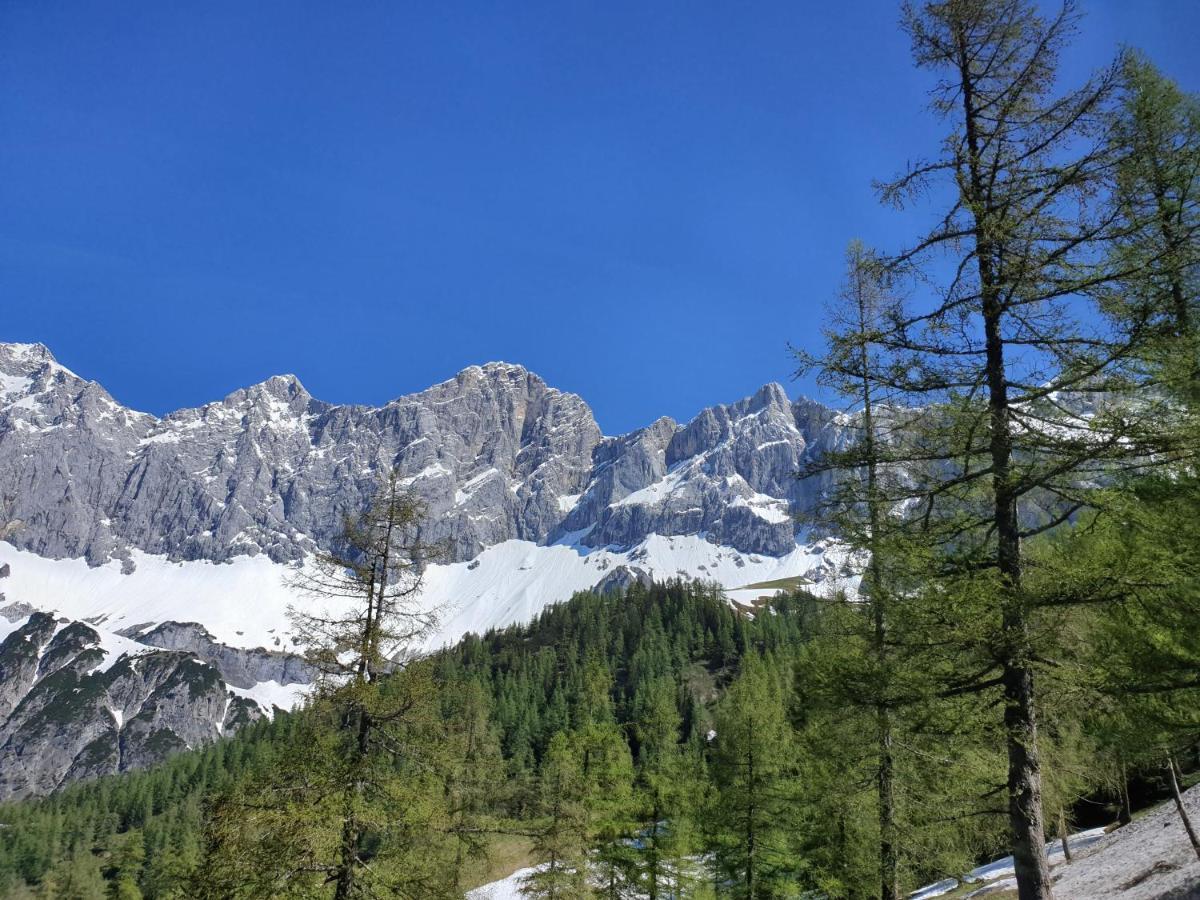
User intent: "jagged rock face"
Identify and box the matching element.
[0,345,605,565]
[127,621,312,689]
[0,342,854,568]
[0,612,259,800]
[559,386,848,556]
[593,565,654,595]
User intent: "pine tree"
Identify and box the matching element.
[105,831,145,900]
[707,654,795,899]
[523,732,590,900]
[575,661,637,900]
[38,850,106,900]
[630,677,704,900]
[442,675,505,892]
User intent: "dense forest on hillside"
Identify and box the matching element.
[0,575,1194,898]
[0,582,819,897]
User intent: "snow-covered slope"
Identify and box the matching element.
[0,533,855,657]
[0,529,855,801]
[910,784,1200,899]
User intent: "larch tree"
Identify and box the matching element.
[1074,50,1200,851]
[441,676,505,894]
[289,469,443,900]
[522,732,590,900]
[796,241,915,900]
[808,1,1177,896]
[1106,52,1200,381]
[200,470,451,899]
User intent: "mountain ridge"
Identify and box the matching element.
[0,340,845,569]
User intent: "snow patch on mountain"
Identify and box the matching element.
[0,531,853,659]
[420,533,853,651]
[0,542,304,651]
[227,679,308,714]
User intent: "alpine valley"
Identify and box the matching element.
[0,340,855,799]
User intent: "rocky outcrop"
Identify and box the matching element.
[126,621,312,689]
[0,341,854,569]
[593,565,654,595]
[0,612,262,799]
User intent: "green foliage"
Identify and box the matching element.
[197,663,459,899]
[707,653,796,899]
[0,715,286,897]
[0,579,824,898]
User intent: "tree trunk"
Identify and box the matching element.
[647,808,660,900]
[856,250,900,900]
[956,22,1053,894]
[1058,808,1072,863]
[1002,653,1053,900]
[877,700,899,900]
[980,206,1053,900]
[746,740,756,899]
[1167,753,1200,861]
[1117,754,1133,827]
[334,706,373,900]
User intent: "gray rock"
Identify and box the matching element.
[0,601,36,623]
[0,612,262,799]
[127,621,312,689]
[593,565,653,595]
[0,341,860,570]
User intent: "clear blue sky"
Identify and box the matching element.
[2,2,1197,433]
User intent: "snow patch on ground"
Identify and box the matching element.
[1050,788,1200,899]
[474,810,1199,900]
[466,866,543,900]
[909,829,1106,899]
[910,800,1200,900]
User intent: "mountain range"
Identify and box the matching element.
[0,341,858,797]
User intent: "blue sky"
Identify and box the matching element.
[2,2,1197,433]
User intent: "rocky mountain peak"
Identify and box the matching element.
[0,342,850,566]
[215,373,319,422]
[252,373,308,399]
[746,381,792,414]
[0,342,76,397]
[0,342,58,370]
